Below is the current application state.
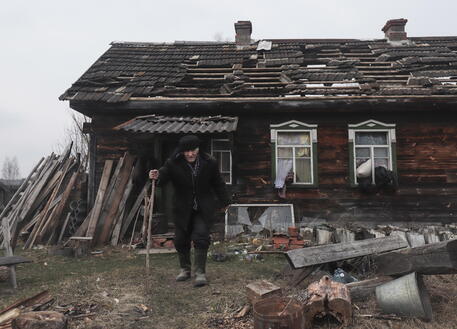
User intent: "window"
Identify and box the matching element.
[348,120,397,186]
[211,139,232,184]
[225,204,295,238]
[270,121,318,187]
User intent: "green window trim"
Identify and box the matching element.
[348,119,397,187]
[270,120,318,188]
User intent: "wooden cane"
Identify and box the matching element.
[146,179,156,278]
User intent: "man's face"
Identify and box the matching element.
[183,147,199,163]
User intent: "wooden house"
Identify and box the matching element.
[60,19,457,230]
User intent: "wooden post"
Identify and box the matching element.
[146,180,156,279]
[1,218,17,289]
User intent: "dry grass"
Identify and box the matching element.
[1,247,457,329]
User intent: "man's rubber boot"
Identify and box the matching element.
[176,251,191,282]
[193,248,208,287]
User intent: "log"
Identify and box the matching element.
[12,311,67,329]
[286,236,408,269]
[346,276,393,301]
[304,275,352,326]
[374,239,457,276]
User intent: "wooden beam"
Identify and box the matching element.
[374,239,457,276]
[286,236,408,269]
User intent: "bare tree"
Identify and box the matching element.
[1,156,20,180]
[55,112,90,170]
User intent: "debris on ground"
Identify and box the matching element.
[0,291,54,329]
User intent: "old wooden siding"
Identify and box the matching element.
[233,114,457,224]
[89,112,457,226]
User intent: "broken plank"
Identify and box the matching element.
[374,239,457,276]
[286,236,408,269]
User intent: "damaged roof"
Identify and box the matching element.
[114,115,238,134]
[60,21,457,103]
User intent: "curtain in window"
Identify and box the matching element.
[275,159,293,188]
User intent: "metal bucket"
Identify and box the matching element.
[375,272,433,321]
[253,297,307,329]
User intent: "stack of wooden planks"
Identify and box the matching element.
[0,143,81,250]
[1,147,152,251]
[69,152,151,246]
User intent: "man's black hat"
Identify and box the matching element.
[177,135,201,152]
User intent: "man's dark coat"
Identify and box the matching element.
[158,152,230,229]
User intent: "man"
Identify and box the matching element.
[149,135,230,287]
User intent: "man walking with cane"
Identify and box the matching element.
[149,135,230,287]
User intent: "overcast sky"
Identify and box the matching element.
[1,0,457,176]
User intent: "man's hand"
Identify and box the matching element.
[149,169,159,180]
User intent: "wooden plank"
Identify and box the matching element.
[42,170,80,244]
[85,160,113,238]
[374,239,457,276]
[0,256,31,267]
[93,156,125,242]
[119,181,150,241]
[286,236,408,269]
[110,166,135,246]
[98,153,135,245]
[57,213,71,245]
[0,157,44,221]
[24,156,74,249]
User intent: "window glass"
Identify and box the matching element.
[295,158,312,183]
[212,140,231,151]
[355,132,388,145]
[374,148,388,157]
[374,158,389,168]
[225,205,294,238]
[211,139,231,184]
[277,132,310,145]
[277,147,293,158]
[296,147,310,157]
[221,152,231,171]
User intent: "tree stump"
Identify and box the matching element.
[12,311,67,329]
[304,275,352,326]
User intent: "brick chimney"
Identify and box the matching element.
[235,20,252,46]
[382,18,408,42]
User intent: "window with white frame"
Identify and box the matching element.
[271,121,318,187]
[211,139,232,184]
[348,120,396,185]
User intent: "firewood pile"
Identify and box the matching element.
[0,146,150,252]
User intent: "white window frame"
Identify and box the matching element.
[211,138,232,185]
[271,120,318,186]
[348,120,396,185]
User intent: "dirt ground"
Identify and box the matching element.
[1,246,457,329]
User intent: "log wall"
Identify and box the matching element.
[89,110,457,225]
